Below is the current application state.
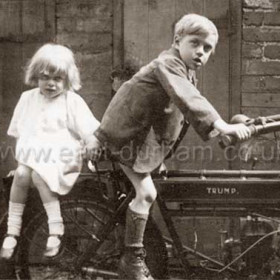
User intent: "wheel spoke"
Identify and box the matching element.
[63,210,99,241]
[84,206,108,225]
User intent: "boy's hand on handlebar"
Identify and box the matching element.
[214,119,252,140]
[84,134,103,162]
[228,123,252,140]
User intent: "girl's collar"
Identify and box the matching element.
[39,89,67,99]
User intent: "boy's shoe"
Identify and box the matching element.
[43,234,64,259]
[0,234,18,260]
[118,247,154,280]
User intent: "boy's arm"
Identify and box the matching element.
[154,57,251,141]
[154,57,221,141]
[213,119,251,140]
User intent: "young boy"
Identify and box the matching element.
[86,14,251,280]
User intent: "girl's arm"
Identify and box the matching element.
[84,134,102,161]
[7,91,29,138]
[67,93,100,141]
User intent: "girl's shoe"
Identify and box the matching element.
[43,234,64,259]
[0,234,18,260]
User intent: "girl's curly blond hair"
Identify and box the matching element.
[25,43,81,91]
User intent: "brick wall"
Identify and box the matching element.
[242,0,280,118]
[56,0,113,121]
[239,0,280,169]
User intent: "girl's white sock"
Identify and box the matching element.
[7,201,25,236]
[2,202,25,249]
[43,201,64,236]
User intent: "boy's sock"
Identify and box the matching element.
[119,207,153,279]
[3,202,25,249]
[43,201,64,248]
[125,206,148,248]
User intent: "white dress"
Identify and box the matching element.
[8,88,99,195]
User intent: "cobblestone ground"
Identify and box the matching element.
[0,262,278,280]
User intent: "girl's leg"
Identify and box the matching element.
[10,165,32,203]
[31,171,64,257]
[1,165,32,259]
[119,164,157,280]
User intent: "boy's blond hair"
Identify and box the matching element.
[173,14,219,50]
[25,43,81,91]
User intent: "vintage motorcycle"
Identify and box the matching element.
[1,114,280,279]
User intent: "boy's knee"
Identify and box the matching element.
[144,189,157,204]
[145,193,157,204]
[135,184,157,204]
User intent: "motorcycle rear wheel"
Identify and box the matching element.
[13,197,168,279]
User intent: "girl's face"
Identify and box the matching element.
[38,70,67,98]
[174,33,216,70]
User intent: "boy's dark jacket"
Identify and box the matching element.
[94,47,221,172]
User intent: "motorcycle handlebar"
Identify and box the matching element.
[219,121,280,148]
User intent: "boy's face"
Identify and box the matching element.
[38,70,67,98]
[174,33,216,70]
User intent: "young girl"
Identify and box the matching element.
[0,43,99,260]
[85,14,251,280]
